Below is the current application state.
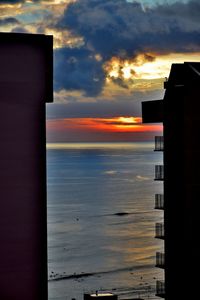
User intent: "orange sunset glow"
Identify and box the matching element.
[47,116,162,133]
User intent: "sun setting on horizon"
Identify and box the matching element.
[1,0,200,299]
[1,0,198,142]
[47,116,162,134]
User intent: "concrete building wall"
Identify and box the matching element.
[0,33,53,300]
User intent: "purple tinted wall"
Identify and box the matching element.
[0,33,53,300]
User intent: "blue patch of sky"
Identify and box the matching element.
[17,10,49,23]
[16,2,50,24]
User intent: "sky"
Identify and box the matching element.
[0,0,200,142]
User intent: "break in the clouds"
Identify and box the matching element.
[46,116,162,142]
[54,0,200,96]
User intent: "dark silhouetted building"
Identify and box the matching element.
[0,33,53,300]
[142,62,200,300]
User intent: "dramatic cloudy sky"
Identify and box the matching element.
[1,0,200,141]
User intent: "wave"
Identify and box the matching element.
[48,264,154,282]
[113,212,130,216]
[88,210,154,220]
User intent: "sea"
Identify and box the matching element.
[47,142,163,300]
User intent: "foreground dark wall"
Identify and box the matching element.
[0,33,53,300]
[164,63,200,300]
[142,62,200,300]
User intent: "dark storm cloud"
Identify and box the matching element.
[58,0,200,56]
[54,47,105,97]
[54,0,200,95]
[0,17,20,26]
[47,99,141,119]
[46,88,163,119]
[0,0,22,3]
[0,0,41,3]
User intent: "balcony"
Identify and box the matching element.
[156,252,165,269]
[155,194,164,210]
[156,280,165,298]
[154,136,164,151]
[142,100,163,123]
[155,165,164,181]
[155,223,164,239]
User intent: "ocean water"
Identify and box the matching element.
[47,143,163,300]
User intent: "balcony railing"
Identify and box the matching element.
[155,165,164,181]
[155,223,164,239]
[155,136,164,151]
[156,252,165,268]
[156,280,165,298]
[155,194,164,209]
